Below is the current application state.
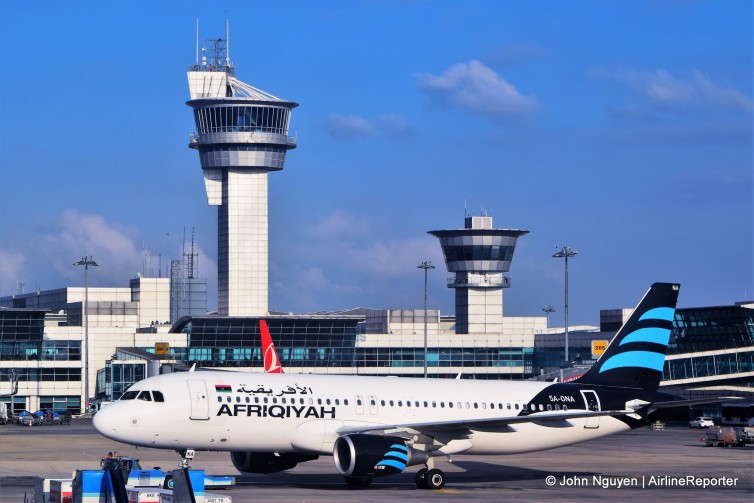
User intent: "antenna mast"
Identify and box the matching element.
[195,18,199,66]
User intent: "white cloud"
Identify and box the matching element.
[416,59,540,118]
[591,67,752,112]
[379,113,417,137]
[305,211,371,239]
[41,209,143,285]
[321,113,376,140]
[0,249,26,294]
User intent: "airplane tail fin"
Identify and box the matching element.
[576,283,679,392]
[260,320,284,374]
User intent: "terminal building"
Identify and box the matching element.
[1,27,751,419]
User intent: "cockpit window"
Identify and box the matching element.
[153,391,165,402]
[120,391,139,400]
[137,391,152,401]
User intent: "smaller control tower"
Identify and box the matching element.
[186,24,298,316]
[429,216,528,334]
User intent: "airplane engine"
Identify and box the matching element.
[333,434,425,478]
[230,451,318,474]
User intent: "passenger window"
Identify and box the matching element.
[137,391,152,401]
[317,399,322,405]
[300,398,305,405]
[406,401,411,407]
[246,396,250,403]
[255,396,260,403]
[281,397,286,404]
[326,399,331,405]
[263,397,268,404]
[432,401,437,408]
[564,405,568,411]
[440,402,445,408]
[226,396,231,403]
[415,401,420,407]
[490,403,495,409]
[381,400,386,406]
[153,391,164,402]
[308,398,313,405]
[514,404,519,410]
[448,402,453,408]
[538,404,543,411]
[344,399,349,406]
[216,396,222,403]
[389,400,394,407]
[423,401,428,407]
[397,400,402,407]
[236,396,241,403]
[357,399,362,406]
[555,404,560,411]
[547,404,552,411]
[457,402,461,409]
[335,399,340,405]
[482,403,486,409]
[272,397,278,404]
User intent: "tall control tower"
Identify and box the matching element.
[187,29,297,316]
[429,216,528,334]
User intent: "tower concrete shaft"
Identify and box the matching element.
[187,37,297,316]
[429,216,528,334]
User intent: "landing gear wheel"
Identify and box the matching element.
[415,468,428,488]
[424,468,446,490]
[344,476,373,488]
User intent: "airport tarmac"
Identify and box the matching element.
[0,419,751,502]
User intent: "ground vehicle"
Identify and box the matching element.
[702,426,747,447]
[102,456,234,489]
[689,416,714,428]
[18,411,41,426]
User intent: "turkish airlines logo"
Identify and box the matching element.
[264,344,282,373]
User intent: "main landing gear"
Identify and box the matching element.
[414,458,446,490]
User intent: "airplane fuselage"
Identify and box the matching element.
[94,371,636,457]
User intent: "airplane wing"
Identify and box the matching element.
[336,409,631,436]
[650,396,742,409]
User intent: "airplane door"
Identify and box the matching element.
[187,379,210,420]
[355,395,364,415]
[580,390,601,429]
[368,395,378,415]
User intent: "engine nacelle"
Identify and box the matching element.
[333,434,425,478]
[230,451,318,474]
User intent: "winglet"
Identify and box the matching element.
[260,320,284,374]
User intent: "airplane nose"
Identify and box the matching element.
[93,404,118,436]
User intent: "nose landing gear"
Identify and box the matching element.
[175,449,195,469]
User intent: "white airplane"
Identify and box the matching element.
[93,283,727,490]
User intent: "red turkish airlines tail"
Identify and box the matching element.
[260,320,284,373]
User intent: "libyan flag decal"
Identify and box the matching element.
[215,384,232,393]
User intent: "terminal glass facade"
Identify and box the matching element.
[671,305,754,353]
[174,317,360,369]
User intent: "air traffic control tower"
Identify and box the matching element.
[429,217,528,334]
[187,36,297,316]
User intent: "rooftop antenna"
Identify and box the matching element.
[195,18,199,67]
[225,17,230,67]
[464,200,467,219]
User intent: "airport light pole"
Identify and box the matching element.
[552,246,577,365]
[417,260,435,378]
[542,305,555,329]
[74,256,99,413]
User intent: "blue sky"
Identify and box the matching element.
[0,0,751,325]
